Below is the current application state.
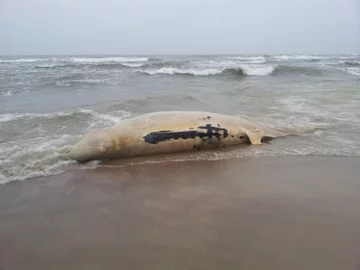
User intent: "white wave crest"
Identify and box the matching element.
[36,64,64,68]
[273,55,324,61]
[193,59,237,68]
[121,62,147,67]
[0,58,45,63]
[228,56,266,63]
[77,79,106,84]
[0,135,76,184]
[78,108,132,127]
[273,54,360,61]
[70,57,149,63]
[142,65,274,76]
[241,65,275,76]
[56,81,72,87]
[2,90,13,97]
[0,112,52,122]
[143,67,222,76]
[56,79,109,86]
[0,109,133,184]
[342,67,360,76]
[0,109,131,123]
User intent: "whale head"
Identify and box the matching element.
[68,130,112,162]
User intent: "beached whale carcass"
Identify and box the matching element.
[67,111,293,162]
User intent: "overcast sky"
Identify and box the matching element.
[0,0,359,55]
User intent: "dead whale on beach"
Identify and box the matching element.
[67,111,311,162]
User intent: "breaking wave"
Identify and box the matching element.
[35,63,147,69]
[34,60,176,70]
[271,54,360,61]
[141,67,222,76]
[138,65,338,77]
[2,56,151,70]
[69,56,149,63]
[237,65,274,76]
[1,56,150,64]
[343,61,360,67]
[342,68,360,76]
[220,66,275,76]
[272,55,326,61]
[0,58,47,63]
[226,56,266,64]
[2,90,13,97]
[140,65,275,77]
[4,55,360,79]
[0,109,132,184]
[137,64,359,77]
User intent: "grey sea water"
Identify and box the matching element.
[1,54,359,184]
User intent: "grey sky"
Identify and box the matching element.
[1,0,359,55]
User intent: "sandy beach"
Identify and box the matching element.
[1,156,360,270]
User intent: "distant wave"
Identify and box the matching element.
[33,58,160,69]
[273,55,326,61]
[2,56,150,66]
[229,56,265,61]
[272,54,360,62]
[69,56,149,63]
[121,62,147,67]
[35,63,143,69]
[226,56,266,64]
[343,61,360,67]
[0,58,47,63]
[2,55,359,66]
[4,55,360,79]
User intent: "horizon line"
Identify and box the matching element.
[1,52,359,57]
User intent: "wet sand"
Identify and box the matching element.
[1,156,360,270]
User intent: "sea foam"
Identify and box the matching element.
[0,109,132,184]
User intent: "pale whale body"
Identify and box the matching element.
[68,111,295,162]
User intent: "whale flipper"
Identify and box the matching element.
[244,129,265,145]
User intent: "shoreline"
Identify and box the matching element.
[1,156,360,270]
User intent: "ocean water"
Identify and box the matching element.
[1,54,360,184]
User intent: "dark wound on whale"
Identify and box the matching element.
[143,124,229,144]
